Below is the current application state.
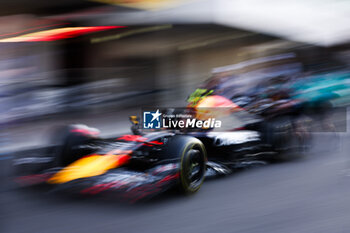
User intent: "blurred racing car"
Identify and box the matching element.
[188,71,350,119]
[16,96,310,202]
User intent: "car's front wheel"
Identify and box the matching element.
[49,124,99,166]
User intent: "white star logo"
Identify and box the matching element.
[151,109,162,122]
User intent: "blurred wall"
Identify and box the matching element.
[1,23,341,124]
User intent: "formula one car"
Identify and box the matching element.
[188,71,350,119]
[16,97,309,202]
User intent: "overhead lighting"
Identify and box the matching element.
[91,25,172,44]
[92,0,190,10]
[0,26,125,42]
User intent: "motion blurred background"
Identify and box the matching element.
[1,1,350,233]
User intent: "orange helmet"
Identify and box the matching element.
[193,95,241,120]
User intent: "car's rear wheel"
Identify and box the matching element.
[164,136,207,194]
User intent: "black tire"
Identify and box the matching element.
[163,135,207,194]
[49,125,99,166]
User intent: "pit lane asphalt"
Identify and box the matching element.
[1,132,350,233]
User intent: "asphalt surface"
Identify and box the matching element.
[1,132,350,233]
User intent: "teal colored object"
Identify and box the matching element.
[291,72,350,107]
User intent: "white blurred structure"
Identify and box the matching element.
[88,0,350,46]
